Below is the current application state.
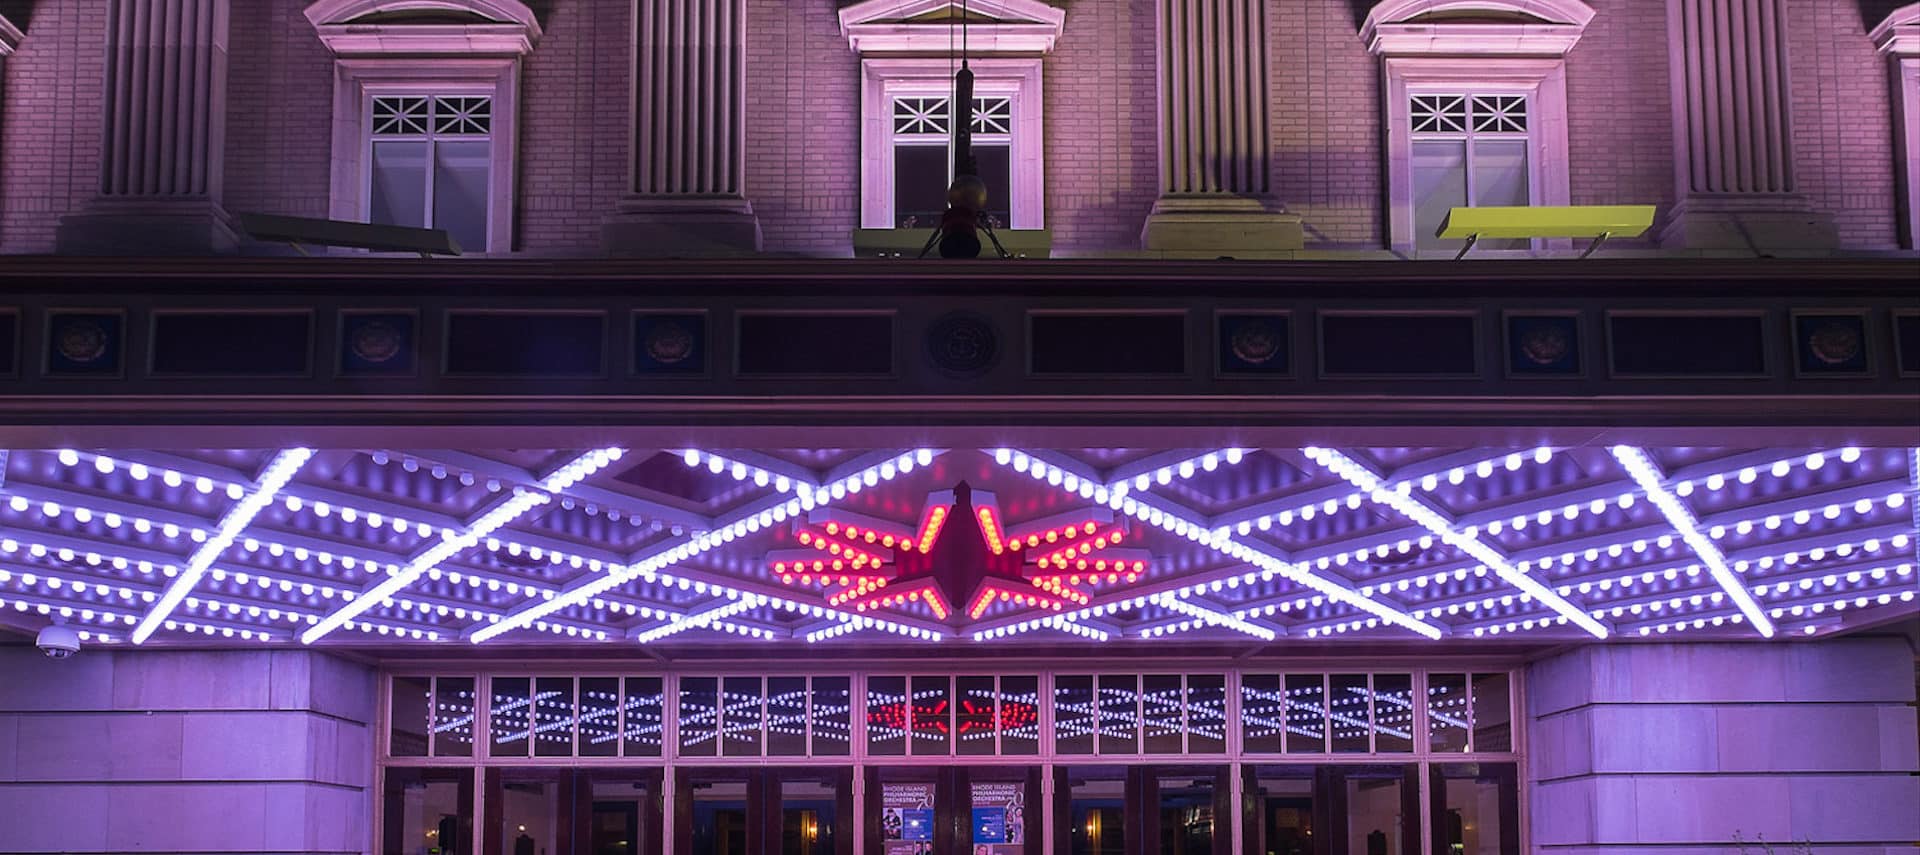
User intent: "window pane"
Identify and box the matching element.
[432,676,475,758]
[389,676,431,757]
[911,675,951,756]
[1470,139,1529,249]
[1472,673,1513,752]
[722,677,763,757]
[1054,675,1096,755]
[623,677,664,757]
[999,675,1041,756]
[766,676,809,757]
[894,144,948,228]
[382,768,471,855]
[867,676,908,756]
[1430,673,1471,753]
[1373,673,1416,753]
[1239,673,1284,754]
[679,676,719,757]
[1142,675,1185,754]
[489,676,531,758]
[1284,674,1326,754]
[432,139,490,253]
[1098,674,1139,755]
[811,677,852,756]
[975,143,1012,228]
[1412,139,1468,251]
[1437,762,1518,855]
[1343,768,1408,855]
[578,677,620,758]
[1329,673,1371,753]
[533,677,575,757]
[370,140,428,229]
[1186,674,1227,754]
[956,675,997,756]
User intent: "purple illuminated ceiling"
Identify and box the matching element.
[0,445,1913,650]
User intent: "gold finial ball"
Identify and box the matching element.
[947,174,988,211]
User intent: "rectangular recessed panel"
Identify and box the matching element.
[1896,314,1920,375]
[152,312,311,376]
[1610,314,1765,376]
[737,313,891,375]
[0,312,15,374]
[446,312,604,376]
[1031,313,1185,374]
[1321,314,1476,376]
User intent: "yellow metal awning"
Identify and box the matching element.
[1436,205,1656,240]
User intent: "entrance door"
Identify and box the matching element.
[678,767,855,855]
[865,766,1042,855]
[1243,766,1419,855]
[482,768,664,855]
[1055,766,1231,855]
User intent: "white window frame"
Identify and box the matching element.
[1873,5,1920,249]
[1384,60,1571,255]
[881,82,1021,230]
[1401,86,1546,251]
[329,62,520,253]
[1363,0,1591,254]
[861,57,1045,230]
[305,0,540,255]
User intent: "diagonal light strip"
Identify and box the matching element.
[132,449,314,645]
[1154,593,1276,641]
[1610,445,1775,637]
[994,449,1445,640]
[1304,446,1609,639]
[302,448,625,644]
[472,449,943,644]
[632,596,761,643]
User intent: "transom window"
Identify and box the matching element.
[889,95,1014,229]
[1408,92,1535,251]
[366,94,494,253]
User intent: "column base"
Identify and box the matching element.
[1657,194,1838,254]
[1139,195,1304,257]
[55,199,240,256]
[602,196,763,257]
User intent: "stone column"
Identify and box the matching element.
[1140,0,1301,256]
[55,0,238,255]
[603,0,762,256]
[1659,0,1836,251]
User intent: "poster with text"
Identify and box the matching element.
[881,782,935,855]
[969,781,1025,854]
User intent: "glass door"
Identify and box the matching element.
[678,767,854,855]
[483,768,662,855]
[1245,766,1419,855]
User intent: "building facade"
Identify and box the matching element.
[0,0,1917,257]
[0,1,1916,855]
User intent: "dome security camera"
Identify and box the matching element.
[36,624,81,660]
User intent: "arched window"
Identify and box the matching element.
[839,0,1065,231]
[1873,3,1920,249]
[1362,0,1593,254]
[305,0,542,254]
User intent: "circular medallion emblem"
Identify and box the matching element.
[925,312,998,377]
[1229,319,1283,365]
[349,320,404,364]
[645,320,697,365]
[55,320,109,365]
[1806,320,1861,366]
[1517,324,1571,366]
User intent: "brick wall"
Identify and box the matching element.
[1270,0,1385,248]
[745,0,861,255]
[0,0,105,253]
[222,0,334,223]
[517,0,631,254]
[1043,0,1160,253]
[1789,0,1898,248]
[1565,0,1675,249]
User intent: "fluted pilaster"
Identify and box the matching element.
[605,0,760,254]
[57,0,237,254]
[1660,0,1834,250]
[1156,0,1269,197]
[1141,0,1300,255]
